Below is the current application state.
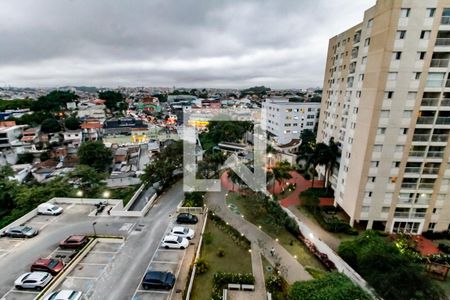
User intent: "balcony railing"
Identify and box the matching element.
[441,16,450,25]
[418,183,435,189]
[409,151,426,157]
[412,134,430,142]
[394,212,427,218]
[436,116,450,124]
[417,116,435,124]
[431,134,449,142]
[431,58,450,68]
[421,98,439,106]
[441,98,450,106]
[398,198,413,204]
[401,183,418,189]
[427,151,445,158]
[422,167,440,174]
[436,38,450,46]
[404,167,422,173]
[426,79,444,87]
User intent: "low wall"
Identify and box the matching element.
[123,184,145,211]
[0,208,38,234]
[185,208,209,300]
[282,207,379,299]
[176,203,204,214]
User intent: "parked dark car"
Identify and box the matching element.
[59,235,89,249]
[31,258,64,276]
[142,271,175,290]
[2,226,38,238]
[176,213,198,224]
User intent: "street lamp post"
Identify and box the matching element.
[92,222,97,237]
[76,190,84,205]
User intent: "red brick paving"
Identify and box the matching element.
[413,236,441,256]
[220,171,334,208]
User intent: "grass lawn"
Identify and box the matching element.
[191,219,252,300]
[110,185,141,206]
[227,193,326,272]
[296,205,357,243]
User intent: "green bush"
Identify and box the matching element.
[183,191,205,207]
[266,275,282,293]
[212,272,255,299]
[203,232,213,245]
[195,258,209,274]
[438,243,450,254]
[217,248,225,257]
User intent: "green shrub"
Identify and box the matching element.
[195,258,209,274]
[266,275,282,293]
[203,232,213,245]
[438,243,450,254]
[217,248,225,257]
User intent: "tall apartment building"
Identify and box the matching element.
[318,0,450,234]
[262,98,320,145]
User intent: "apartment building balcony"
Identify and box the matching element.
[404,166,421,174]
[435,116,450,124]
[412,134,430,142]
[431,134,449,142]
[416,116,435,124]
[421,98,439,107]
[394,212,426,219]
[441,16,450,25]
[430,58,450,68]
[436,38,450,46]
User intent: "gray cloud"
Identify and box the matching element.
[0,0,375,88]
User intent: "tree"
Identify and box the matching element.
[308,142,331,188]
[98,90,125,111]
[77,141,113,172]
[339,230,446,300]
[298,129,316,157]
[41,118,61,133]
[68,165,107,197]
[288,272,371,300]
[325,138,339,191]
[270,161,292,194]
[31,90,78,112]
[64,116,81,130]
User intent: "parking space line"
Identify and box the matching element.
[169,250,186,299]
[151,260,179,264]
[89,250,117,254]
[66,276,98,280]
[78,262,108,266]
[135,290,170,294]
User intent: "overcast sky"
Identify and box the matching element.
[0,0,376,89]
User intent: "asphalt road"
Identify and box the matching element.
[0,180,184,299]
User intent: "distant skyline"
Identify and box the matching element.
[0,0,375,89]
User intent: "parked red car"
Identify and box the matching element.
[59,235,89,249]
[31,258,64,275]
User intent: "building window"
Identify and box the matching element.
[400,8,411,18]
[420,30,431,40]
[362,206,370,212]
[418,52,426,60]
[369,176,376,182]
[377,127,386,134]
[426,8,436,18]
[396,30,406,39]
[380,110,390,118]
[393,161,400,168]
[373,145,383,152]
[367,18,374,28]
[382,207,390,213]
[362,56,367,64]
[403,110,412,118]
[402,128,408,134]
[393,52,402,60]
[414,72,421,80]
[364,38,371,47]
[396,145,404,152]
[371,161,379,167]
[385,91,394,99]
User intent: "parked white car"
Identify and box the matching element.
[15,272,52,290]
[42,289,82,300]
[170,226,195,240]
[161,235,189,249]
[38,203,63,215]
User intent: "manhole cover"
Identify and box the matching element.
[266,266,273,272]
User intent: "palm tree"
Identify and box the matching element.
[325,138,339,191]
[309,142,331,188]
[271,161,293,195]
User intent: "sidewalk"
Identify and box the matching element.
[287,206,341,252]
[206,191,312,284]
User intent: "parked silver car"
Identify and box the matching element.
[2,226,38,238]
[42,289,83,300]
[14,271,52,290]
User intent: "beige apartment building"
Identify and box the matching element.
[317,0,450,234]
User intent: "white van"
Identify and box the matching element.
[37,203,63,215]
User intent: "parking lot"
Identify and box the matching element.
[53,239,123,298]
[132,219,200,300]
